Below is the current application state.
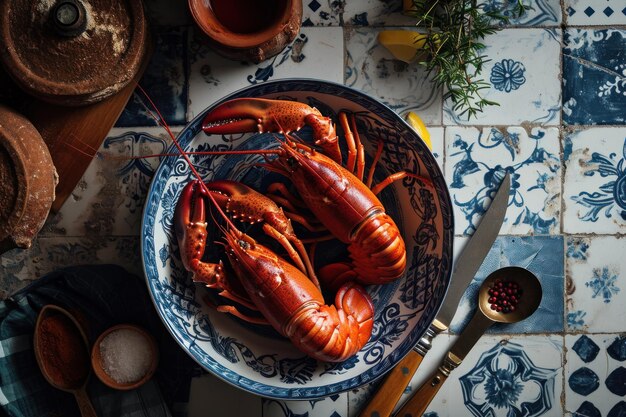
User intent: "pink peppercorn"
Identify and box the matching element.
[487,279,522,314]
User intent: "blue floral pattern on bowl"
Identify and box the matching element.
[141,79,454,399]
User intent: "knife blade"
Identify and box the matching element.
[358,172,511,417]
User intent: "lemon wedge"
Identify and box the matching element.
[405,111,432,150]
[377,30,429,63]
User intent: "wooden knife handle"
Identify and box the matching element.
[358,350,424,417]
[394,368,448,417]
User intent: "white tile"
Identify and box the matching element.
[443,29,562,126]
[479,0,562,26]
[565,334,626,416]
[343,0,416,26]
[188,26,344,119]
[566,236,626,333]
[399,335,563,417]
[565,0,626,25]
[264,393,348,417]
[563,127,626,234]
[445,126,561,235]
[344,27,442,125]
[45,128,173,237]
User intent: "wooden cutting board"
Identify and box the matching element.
[0,38,152,213]
[22,71,144,213]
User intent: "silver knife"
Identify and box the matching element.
[358,172,511,417]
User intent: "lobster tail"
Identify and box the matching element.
[349,211,407,285]
[317,211,407,290]
[285,282,374,362]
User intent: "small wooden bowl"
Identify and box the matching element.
[91,324,159,391]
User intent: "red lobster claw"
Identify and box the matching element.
[202,98,340,162]
[174,180,209,275]
[174,180,258,311]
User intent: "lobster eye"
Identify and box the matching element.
[287,157,299,168]
[238,239,250,250]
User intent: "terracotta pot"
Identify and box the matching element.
[188,0,302,63]
[0,105,57,254]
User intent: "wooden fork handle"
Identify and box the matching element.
[394,368,448,417]
[357,350,424,417]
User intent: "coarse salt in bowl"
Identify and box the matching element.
[91,324,159,390]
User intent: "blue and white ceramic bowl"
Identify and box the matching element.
[141,79,453,399]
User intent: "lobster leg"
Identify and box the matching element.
[206,180,320,289]
[338,112,365,181]
[371,171,435,196]
[266,183,325,232]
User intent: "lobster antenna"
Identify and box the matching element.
[135,84,238,231]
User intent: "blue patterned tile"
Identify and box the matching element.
[302,0,342,26]
[445,126,560,235]
[480,0,561,26]
[188,26,343,118]
[609,402,626,417]
[566,236,625,333]
[344,27,442,125]
[572,335,600,363]
[566,334,626,416]
[569,367,600,395]
[565,0,626,25]
[43,128,170,237]
[343,0,415,26]
[606,367,626,396]
[402,336,563,417]
[444,29,561,125]
[0,236,142,296]
[563,128,626,233]
[117,26,190,127]
[345,0,561,27]
[264,393,348,417]
[450,236,564,334]
[574,400,601,417]
[608,337,626,361]
[563,29,626,125]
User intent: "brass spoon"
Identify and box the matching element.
[395,266,542,417]
[34,305,98,417]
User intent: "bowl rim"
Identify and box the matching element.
[140,78,454,399]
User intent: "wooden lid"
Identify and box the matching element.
[0,0,148,106]
[0,105,57,253]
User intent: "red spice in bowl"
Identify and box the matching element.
[33,305,91,392]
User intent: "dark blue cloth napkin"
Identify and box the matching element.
[0,265,200,417]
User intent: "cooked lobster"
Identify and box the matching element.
[175,179,374,362]
[201,98,431,290]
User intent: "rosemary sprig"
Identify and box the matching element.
[406,0,530,119]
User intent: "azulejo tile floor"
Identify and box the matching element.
[1,1,625,416]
